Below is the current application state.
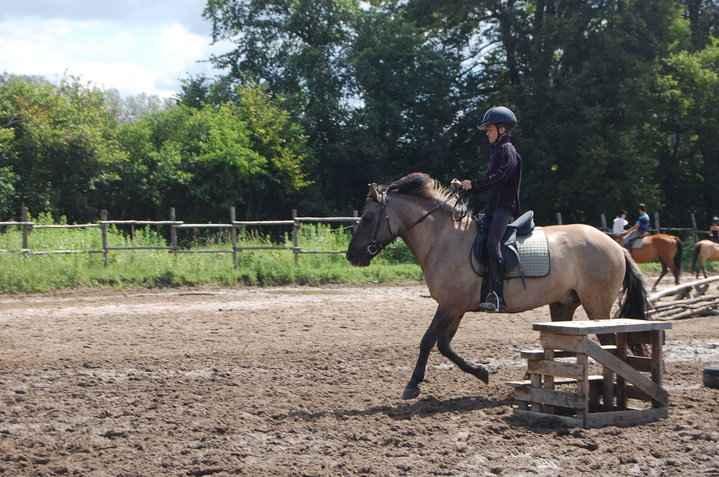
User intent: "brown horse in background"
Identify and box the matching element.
[692,239,719,278]
[616,234,683,290]
[347,173,649,400]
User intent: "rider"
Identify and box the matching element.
[452,106,521,313]
[623,204,650,248]
[711,217,719,243]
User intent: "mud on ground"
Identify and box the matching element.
[0,284,718,476]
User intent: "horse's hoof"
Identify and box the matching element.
[475,366,490,384]
[401,385,420,400]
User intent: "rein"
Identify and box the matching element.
[366,190,465,256]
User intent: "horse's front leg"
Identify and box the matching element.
[402,308,443,400]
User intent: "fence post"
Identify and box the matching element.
[170,207,178,258]
[100,209,109,266]
[292,209,299,265]
[654,212,661,233]
[600,213,607,232]
[691,213,698,244]
[555,212,563,225]
[352,209,359,233]
[20,206,30,252]
[230,206,238,269]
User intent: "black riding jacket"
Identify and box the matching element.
[472,134,522,216]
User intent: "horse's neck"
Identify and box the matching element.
[397,199,470,270]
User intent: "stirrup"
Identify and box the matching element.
[479,291,505,313]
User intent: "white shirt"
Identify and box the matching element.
[612,216,628,235]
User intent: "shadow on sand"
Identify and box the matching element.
[282,395,512,422]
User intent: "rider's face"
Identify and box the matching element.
[485,124,499,144]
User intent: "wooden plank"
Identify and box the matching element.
[649,276,719,301]
[521,345,617,360]
[651,330,664,408]
[584,407,668,428]
[625,356,653,372]
[508,375,604,388]
[173,250,233,254]
[577,353,590,426]
[295,217,360,223]
[99,220,183,225]
[296,250,347,255]
[602,365,615,411]
[33,224,100,229]
[539,334,588,353]
[176,223,232,229]
[513,409,581,428]
[616,334,627,408]
[106,246,171,251]
[533,319,672,335]
[583,339,668,405]
[527,360,585,379]
[515,388,586,409]
[625,384,651,401]
[232,220,294,226]
[543,349,555,414]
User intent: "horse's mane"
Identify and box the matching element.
[386,172,455,204]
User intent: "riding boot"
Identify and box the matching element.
[479,258,506,313]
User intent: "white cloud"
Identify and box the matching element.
[0,15,230,97]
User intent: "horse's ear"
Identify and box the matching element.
[367,183,380,201]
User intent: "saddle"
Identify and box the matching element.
[472,210,550,284]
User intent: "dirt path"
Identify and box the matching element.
[1,285,718,476]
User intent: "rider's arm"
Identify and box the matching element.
[472,144,518,194]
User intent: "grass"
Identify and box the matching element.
[0,215,422,293]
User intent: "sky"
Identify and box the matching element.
[0,0,231,98]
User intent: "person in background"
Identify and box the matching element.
[612,210,628,237]
[623,204,650,248]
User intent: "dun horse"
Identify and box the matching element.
[615,234,683,290]
[692,240,719,278]
[347,173,649,400]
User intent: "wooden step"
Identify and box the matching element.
[508,375,604,388]
[520,345,617,360]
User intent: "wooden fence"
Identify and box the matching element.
[0,207,360,267]
[1,207,713,266]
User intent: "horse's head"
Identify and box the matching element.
[346,183,401,267]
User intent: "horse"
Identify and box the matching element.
[346,173,649,400]
[692,239,719,278]
[614,234,683,290]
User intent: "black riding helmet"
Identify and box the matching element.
[479,106,517,130]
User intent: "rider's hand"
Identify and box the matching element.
[461,180,472,191]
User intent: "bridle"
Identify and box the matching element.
[364,189,464,256]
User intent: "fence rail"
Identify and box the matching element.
[1,206,714,266]
[0,206,361,267]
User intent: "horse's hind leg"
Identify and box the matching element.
[652,262,669,291]
[550,301,579,322]
[436,312,489,384]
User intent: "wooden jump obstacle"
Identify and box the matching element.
[510,319,672,428]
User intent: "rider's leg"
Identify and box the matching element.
[480,208,512,312]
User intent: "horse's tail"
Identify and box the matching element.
[673,236,683,274]
[692,241,702,273]
[620,250,649,320]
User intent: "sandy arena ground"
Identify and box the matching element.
[1,282,718,476]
